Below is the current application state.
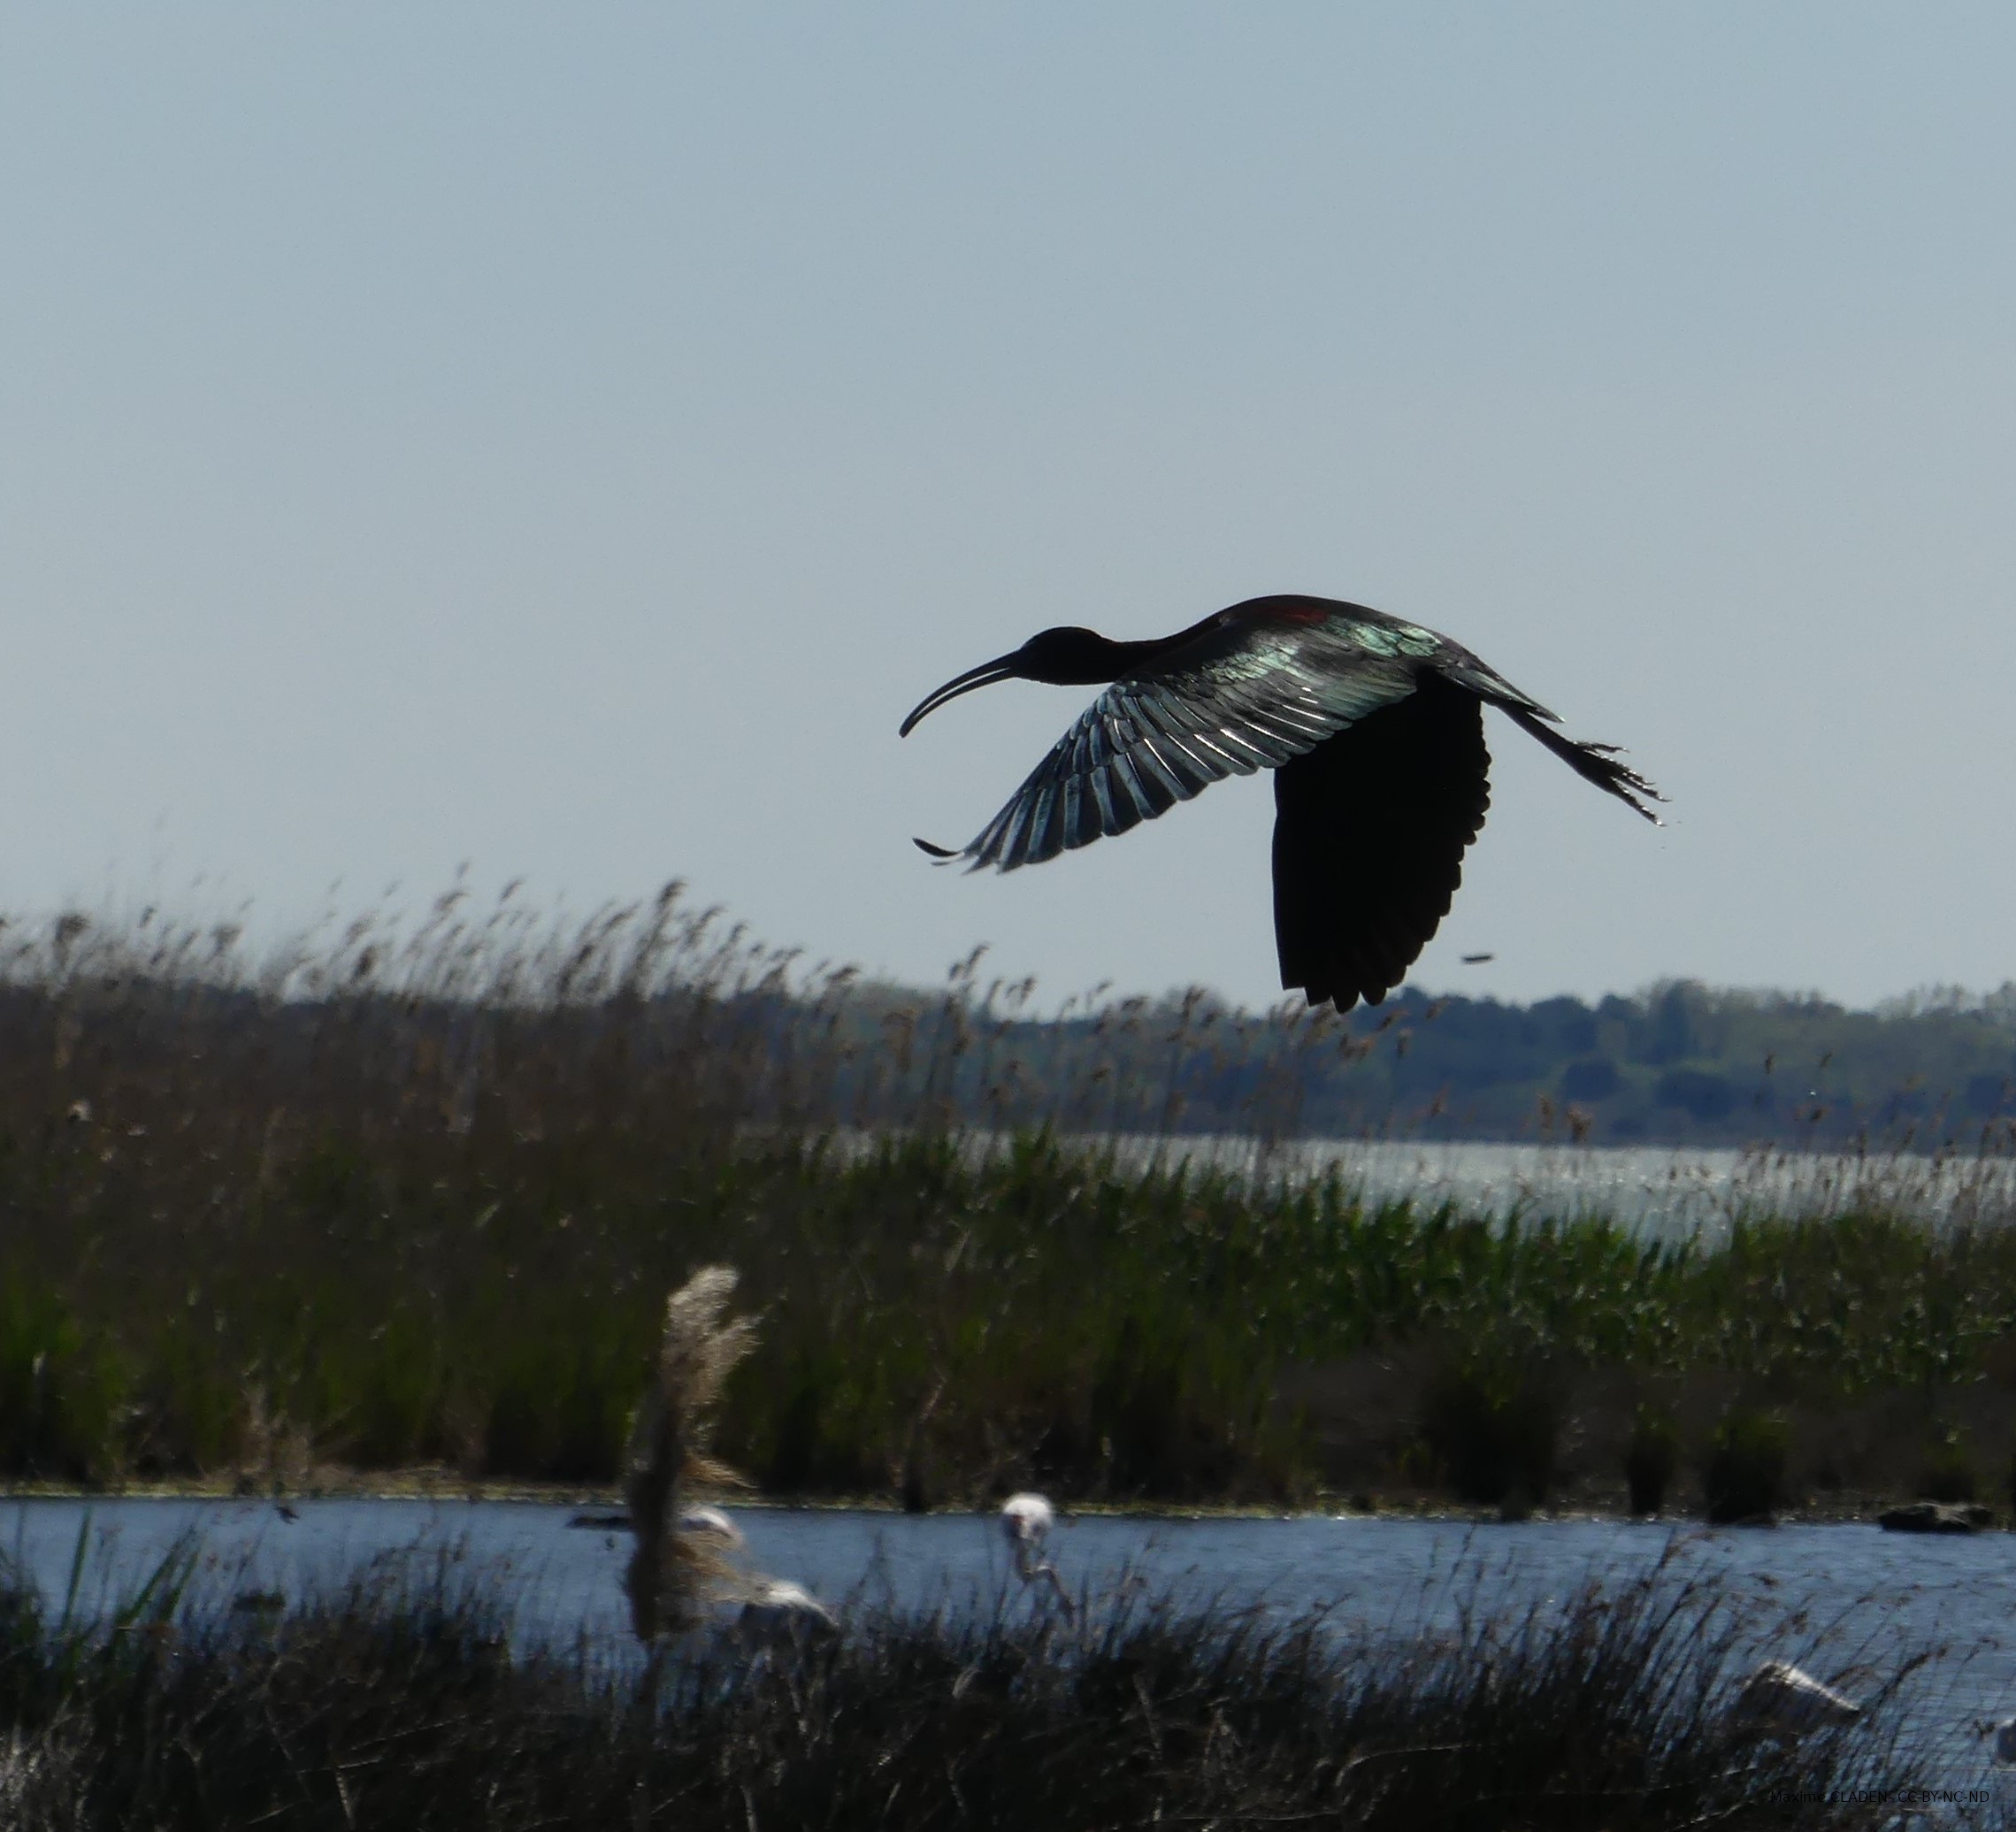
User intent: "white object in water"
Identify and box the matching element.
[1000,1492,1054,1550]
[1000,1491,1073,1616]
[737,1579,836,1644]
[1735,1659,1862,1732]
[679,1505,745,1548]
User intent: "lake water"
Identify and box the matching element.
[1019,1134,2016,1238]
[7,1497,2016,1800]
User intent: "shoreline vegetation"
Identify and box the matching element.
[3,887,2016,1522]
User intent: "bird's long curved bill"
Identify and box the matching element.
[899,655,1018,737]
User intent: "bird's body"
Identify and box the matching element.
[737,1578,837,1644]
[1000,1491,1056,1551]
[678,1505,746,1549]
[1734,1660,1862,1734]
[999,1491,1073,1614]
[901,595,1660,1012]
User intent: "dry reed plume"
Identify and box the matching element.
[622,1266,757,1640]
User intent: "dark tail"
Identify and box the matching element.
[1501,707,1664,824]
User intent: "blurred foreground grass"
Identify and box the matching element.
[0,1537,1944,1830]
[4,888,2016,1506]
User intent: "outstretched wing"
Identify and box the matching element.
[946,605,1459,873]
[1272,672,1491,1014]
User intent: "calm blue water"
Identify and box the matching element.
[5,1498,2015,1799]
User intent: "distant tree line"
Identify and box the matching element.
[2,889,2009,1150]
[832,972,2016,1149]
[1297,978,2016,1146]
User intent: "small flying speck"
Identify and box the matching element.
[1460,953,1495,965]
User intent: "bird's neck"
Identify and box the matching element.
[1099,636,1173,680]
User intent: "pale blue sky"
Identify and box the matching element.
[3,6,2012,1010]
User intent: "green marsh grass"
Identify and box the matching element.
[1626,1403,1682,1516]
[0,890,2015,1507]
[1705,1408,1792,1525]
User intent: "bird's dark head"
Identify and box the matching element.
[1010,625,1121,685]
[899,625,1128,736]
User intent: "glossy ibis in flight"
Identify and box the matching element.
[900,594,1661,1013]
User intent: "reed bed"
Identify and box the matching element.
[0,1537,1961,1830]
[1,890,2015,1507]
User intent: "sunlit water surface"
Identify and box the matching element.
[917,1133,2016,1239]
